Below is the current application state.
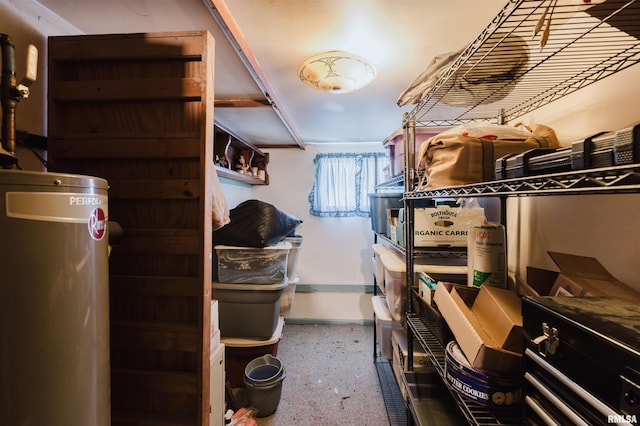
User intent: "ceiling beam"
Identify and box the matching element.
[204,0,306,149]
[214,99,270,108]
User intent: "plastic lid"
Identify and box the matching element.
[380,250,406,273]
[416,264,467,275]
[214,241,292,250]
[372,243,392,256]
[371,296,393,321]
[380,249,467,275]
[221,316,284,347]
[383,126,450,145]
[212,279,288,292]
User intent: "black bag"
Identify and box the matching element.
[213,199,302,248]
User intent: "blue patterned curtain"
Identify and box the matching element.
[308,152,389,217]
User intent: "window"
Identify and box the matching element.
[308,152,389,217]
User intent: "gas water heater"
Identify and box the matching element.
[0,34,111,425]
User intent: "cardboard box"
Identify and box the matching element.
[210,328,221,353]
[514,267,557,297]
[210,299,220,352]
[417,270,467,306]
[417,271,438,306]
[211,299,220,332]
[516,252,640,303]
[387,208,401,241]
[408,204,485,248]
[395,217,404,246]
[548,252,640,302]
[433,282,523,375]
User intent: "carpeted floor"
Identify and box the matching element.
[231,323,390,426]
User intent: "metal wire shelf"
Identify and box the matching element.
[398,2,640,425]
[374,175,404,190]
[374,233,469,260]
[407,315,523,426]
[403,0,640,126]
[405,163,640,199]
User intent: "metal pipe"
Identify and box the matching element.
[0,33,19,166]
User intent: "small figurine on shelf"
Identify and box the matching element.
[215,155,228,169]
[235,155,250,175]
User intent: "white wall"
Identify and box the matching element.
[251,143,384,285]
[511,64,640,291]
[218,142,386,322]
[220,143,386,287]
[0,0,80,171]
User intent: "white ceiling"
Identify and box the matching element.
[36,0,505,148]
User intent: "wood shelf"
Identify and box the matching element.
[215,165,267,185]
[214,125,269,185]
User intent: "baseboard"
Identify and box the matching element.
[295,283,374,293]
[282,282,376,322]
[284,318,374,326]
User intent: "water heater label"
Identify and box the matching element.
[88,207,107,240]
[5,192,109,225]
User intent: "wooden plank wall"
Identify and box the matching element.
[48,31,215,426]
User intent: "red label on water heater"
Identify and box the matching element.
[88,207,106,240]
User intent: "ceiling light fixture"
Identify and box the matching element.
[297,50,376,94]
